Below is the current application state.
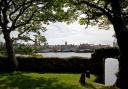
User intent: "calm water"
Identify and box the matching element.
[105,58,119,86]
[38,52,92,58]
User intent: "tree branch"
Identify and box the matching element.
[72,0,113,22]
[104,1,112,14]
[1,1,10,26]
[9,0,33,21]
[12,26,31,41]
[10,2,33,30]
[0,8,4,28]
[0,1,10,31]
[14,10,36,29]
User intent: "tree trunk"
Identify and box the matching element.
[116,31,128,89]
[109,0,128,88]
[3,32,18,71]
[112,22,128,88]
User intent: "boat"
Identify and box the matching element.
[75,49,94,53]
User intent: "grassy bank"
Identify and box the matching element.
[0,72,118,89]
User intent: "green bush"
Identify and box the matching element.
[15,45,35,55]
[17,57,90,73]
[0,57,90,73]
[92,47,119,61]
[31,54,43,58]
[90,47,119,84]
[0,47,7,57]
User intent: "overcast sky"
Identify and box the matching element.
[0,22,115,46]
[44,22,115,46]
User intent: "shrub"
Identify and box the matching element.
[17,57,90,73]
[31,54,43,58]
[90,47,119,84]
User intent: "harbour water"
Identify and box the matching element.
[38,52,92,58]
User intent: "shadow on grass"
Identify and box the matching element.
[99,86,119,89]
[80,82,97,89]
[0,72,97,89]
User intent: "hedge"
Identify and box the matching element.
[0,57,90,73]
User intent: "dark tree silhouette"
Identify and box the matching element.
[62,0,128,88]
[0,0,67,70]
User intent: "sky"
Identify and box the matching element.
[0,22,115,46]
[44,22,115,46]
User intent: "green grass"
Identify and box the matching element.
[0,72,118,89]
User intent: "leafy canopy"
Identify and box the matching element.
[59,0,128,30]
[0,0,69,43]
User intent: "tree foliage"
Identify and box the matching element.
[60,0,128,30]
[15,44,35,55]
[0,0,72,70]
[0,0,68,43]
[59,0,128,88]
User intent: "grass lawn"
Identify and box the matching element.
[0,71,118,89]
